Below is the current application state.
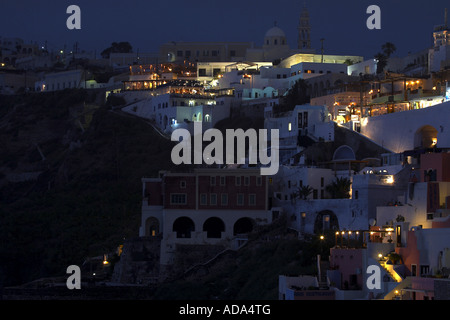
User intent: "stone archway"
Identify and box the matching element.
[173,217,195,238]
[233,217,254,235]
[203,217,225,239]
[145,217,160,237]
[414,125,438,149]
[314,210,339,234]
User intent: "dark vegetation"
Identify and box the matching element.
[152,215,333,300]
[0,89,337,298]
[0,89,175,287]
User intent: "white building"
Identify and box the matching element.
[270,156,409,237]
[265,104,334,163]
[34,69,117,92]
[122,92,232,134]
[429,23,450,72]
[348,59,378,76]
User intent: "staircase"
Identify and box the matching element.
[383,277,412,300]
[379,253,404,283]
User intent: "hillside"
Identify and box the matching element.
[0,89,176,287]
[150,215,331,300]
[0,90,379,297]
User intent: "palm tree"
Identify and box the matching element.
[374,42,396,74]
[374,52,387,74]
[297,185,314,200]
[382,42,397,58]
[325,177,352,199]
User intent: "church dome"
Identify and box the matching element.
[333,145,356,161]
[265,26,286,38]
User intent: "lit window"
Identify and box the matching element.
[288,122,292,131]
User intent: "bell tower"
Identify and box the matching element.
[298,4,311,50]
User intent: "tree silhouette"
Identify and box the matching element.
[101,42,133,59]
[382,42,397,58]
[374,42,397,74]
[325,177,351,199]
[275,79,310,113]
[374,52,387,74]
[297,185,314,200]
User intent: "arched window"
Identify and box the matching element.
[414,125,438,149]
[145,217,160,237]
[203,217,225,238]
[233,217,254,235]
[173,217,195,238]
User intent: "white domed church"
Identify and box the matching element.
[245,6,315,62]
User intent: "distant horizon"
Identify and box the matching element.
[0,0,448,61]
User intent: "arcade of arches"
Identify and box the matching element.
[146,216,255,239]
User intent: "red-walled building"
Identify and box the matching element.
[139,168,274,265]
[420,152,450,183]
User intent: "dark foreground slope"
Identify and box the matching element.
[0,89,175,287]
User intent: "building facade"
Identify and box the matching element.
[139,168,273,265]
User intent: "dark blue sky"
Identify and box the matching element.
[0,0,448,60]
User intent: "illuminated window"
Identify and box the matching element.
[288,122,292,131]
[323,215,330,230]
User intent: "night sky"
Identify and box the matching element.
[0,0,448,60]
